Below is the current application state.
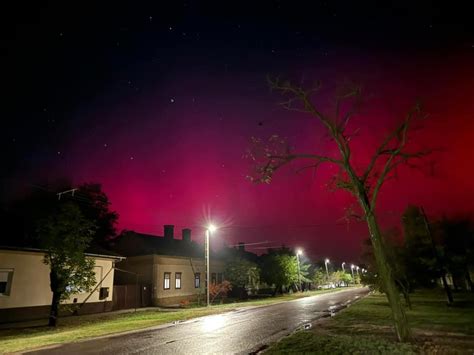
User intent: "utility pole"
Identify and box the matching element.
[296,249,303,292]
[205,229,210,307]
[420,206,453,305]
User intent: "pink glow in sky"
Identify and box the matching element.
[53,52,474,261]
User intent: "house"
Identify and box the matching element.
[0,246,124,323]
[111,226,226,306]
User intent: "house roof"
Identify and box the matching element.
[0,246,126,260]
[110,231,207,258]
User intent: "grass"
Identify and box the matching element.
[266,289,474,354]
[0,287,349,354]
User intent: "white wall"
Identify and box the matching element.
[0,249,116,309]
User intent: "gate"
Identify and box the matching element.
[113,284,151,310]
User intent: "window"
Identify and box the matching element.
[0,269,14,296]
[164,272,171,290]
[211,273,217,285]
[217,273,223,283]
[175,272,182,289]
[194,273,200,288]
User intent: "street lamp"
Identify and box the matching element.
[356,266,360,276]
[324,258,330,280]
[350,264,355,283]
[296,249,303,292]
[341,262,346,272]
[205,224,217,307]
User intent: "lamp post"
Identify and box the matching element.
[324,258,330,280]
[342,262,346,272]
[356,266,360,276]
[350,264,355,283]
[296,249,303,292]
[205,224,217,307]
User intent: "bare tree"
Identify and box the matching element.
[246,77,431,341]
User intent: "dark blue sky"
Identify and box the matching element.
[1,1,473,261]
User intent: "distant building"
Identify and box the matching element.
[0,247,124,323]
[111,226,226,306]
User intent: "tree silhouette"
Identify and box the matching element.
[247,78,432,341]
[37,203,96,326]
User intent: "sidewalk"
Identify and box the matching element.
[0,306,177,330]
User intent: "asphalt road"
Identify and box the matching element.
[29,287,369,355]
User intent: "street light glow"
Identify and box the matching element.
[297,249,303,255]
[325,258,330,264]
[351,264,355,269]
[208,224,217,233]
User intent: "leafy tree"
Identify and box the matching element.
[312,269,327,288]
[438,217,474,292]
[402,205,453,304]
[341,272,353,286]
[297,261,312,290]
[37,203,97,326]
[2,181,118,248]
[225,258,260,298]
[76,183,119,246]
[261,253,299,295]
[330,271,352,287]
[246,79,431,341]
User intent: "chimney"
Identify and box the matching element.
[182,228,191,242]
[238,242,245,252]
[164,225,174,240]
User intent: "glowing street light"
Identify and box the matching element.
[324,258,330,279]
[296,249,303,292]
[356,266,360,276]
[205,224,217,307]
[350,264,355,282]
[342,262,346,272]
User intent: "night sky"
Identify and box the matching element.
[2,2,473,262]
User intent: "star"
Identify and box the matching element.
[169,26,173,31]
[170,98,175,103]
[104,143,108,148]
[57,151,61,155]
[130,156,134,160]
[149,16,153,22]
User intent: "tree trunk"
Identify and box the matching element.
[452,274,459,291]
[465,268,474,293]
[402,290,412,310]
[366,213,410,342]
[440,273,454,304]
[49,290,61,327]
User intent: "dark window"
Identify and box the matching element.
[217,273,223,283]
[164,272,171,290]
[99,287,109,300]
[211,273,217,285]
[175,272,182,289]
[0,270,13,296]
[194,273,200,288]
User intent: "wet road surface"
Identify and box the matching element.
[28,287,369,355]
